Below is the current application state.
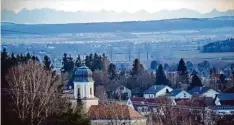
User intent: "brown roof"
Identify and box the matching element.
[88,104,145,120]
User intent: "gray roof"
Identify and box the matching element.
[144,85,167,94]
[170,89,183,96]
[218,93,234,101]
[188,86,211,95]
[74,65,93,82]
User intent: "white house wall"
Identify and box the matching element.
[202,89,219,99]
[144,94,155,98]
[155,87,173,97]
[173,91,192,99]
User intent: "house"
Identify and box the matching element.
[107,84,132,100]
[188,86,219,99]
[169,89,192,99]
[214,93,234,106]
[127,97,176,115]
[88,104,146,125]
[213,105,234,115]
[143,85,173,98]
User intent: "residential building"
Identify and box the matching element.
[169,89,192,99]
[127,97,176,115]
[214,93,234,106]
[143,85,173,98]
[188,86,219,99]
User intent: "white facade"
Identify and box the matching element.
[74,81,95,99]
[171,90,192,99]
[201,89,219,99]
[144,86,173,98]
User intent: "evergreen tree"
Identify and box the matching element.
[67,54,74,72]
[177,58,187,75]
[177,58,189,84]
[108,63,117,80]
[43,55,53,70]
[32,55,36,61]
[85,54,93,69]
[2,48,8,61]
[189,74,203,89]
[219,74,226,83]
[26,52,31,60]
[75,55,82,67]
[10,53,17,66]
[62,53,74,72]
[132,58,141,77]
[156,64,169,85]
[62,53,68,72]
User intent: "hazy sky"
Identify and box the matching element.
[2,0,234,13]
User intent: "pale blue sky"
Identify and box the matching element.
[2,0,234,13]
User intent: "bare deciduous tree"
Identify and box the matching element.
[95,85,108,101]
[5,61,63,125]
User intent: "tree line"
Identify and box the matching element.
[1,48,90,125]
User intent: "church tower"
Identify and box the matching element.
[73,62,98,111]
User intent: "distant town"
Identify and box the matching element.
[1,9,234,125]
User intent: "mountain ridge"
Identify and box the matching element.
[1,8,234,24]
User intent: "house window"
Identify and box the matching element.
[144,107,148,112]
[184,93,186,98]
[90,88,92,95]
[137,107,142,112]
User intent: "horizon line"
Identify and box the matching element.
[1,16,233,25]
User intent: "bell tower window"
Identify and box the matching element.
[90,88,92,95]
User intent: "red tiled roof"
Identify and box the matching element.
[220,100,234,106]
[175,99,207,107]
[88,104,145,120]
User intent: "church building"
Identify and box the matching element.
[63,62,146,125]
[73,62,99,111]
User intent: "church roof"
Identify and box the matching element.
[88,104,145,120]
[74,64,93,82]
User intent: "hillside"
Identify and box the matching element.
[201,38,234,53]
[2,16,234,34]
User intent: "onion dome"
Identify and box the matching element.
[74,62,93,82]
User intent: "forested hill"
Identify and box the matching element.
[201,38,234,53]
[2,16,234,34]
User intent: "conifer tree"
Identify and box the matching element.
[177,58,189,84]
[156,64,169,85]
[108,63,117,80]
[43,55,53,70]
[189,74,202,89]
[177,58,187,75]
[132,58,141,77]
[75,55,82,68]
